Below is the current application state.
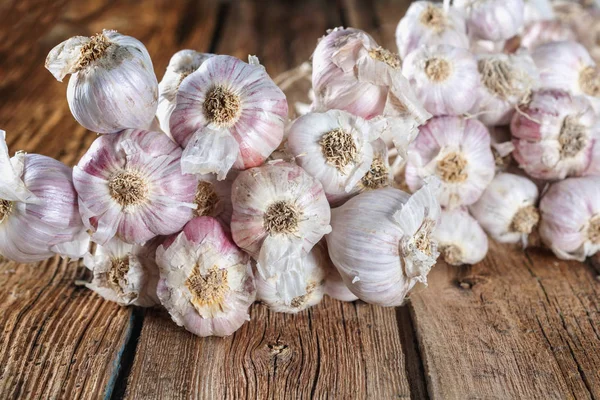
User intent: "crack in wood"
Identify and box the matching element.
[108,308,144,400]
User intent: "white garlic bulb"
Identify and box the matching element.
[473,51,540,126]
[395,1,469,59]
[312,27,430,125]
[532,41,600,114]
[539,176,600,261]
[433,208,488,266]
[405,116,495,210]
[73,129,197,245]
[470,173,539,246]
[520,21,576,51]
[326,182,441,307]
[0,130,89,263]
[286,110,377,196]
[454,0,525,42]
[402,44,480,116]
[170,55,288,179]
[83,237,160,307]
[156,217,255,337]
[231,162,331,304]
[157,50,214,138]
[511,89,599,180]
[256,244,326,313]
[45,30,158,134]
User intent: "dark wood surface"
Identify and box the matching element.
[1,1,599,399]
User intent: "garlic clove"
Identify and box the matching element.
[539,176,600,261]
[46,30,159,134]
[454,0,525,42]
[156,217,256,337]
[433,208,488,266]
[470,172,539,246]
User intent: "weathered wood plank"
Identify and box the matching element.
[410,242,600,399]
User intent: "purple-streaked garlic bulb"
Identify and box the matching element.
[256,242,326,313]
[45,30,158,134]
[402,44,480,116]
[326,182,441,307]
[157,50,214,138]
[473,51,540,126]
[169,55,288,179]
[156,217,255,337]
[454,0,525,42]
[0,131,88,263]
[231,162,331,304]
[73,129,197,245]
[539,176,600,261]
[470,173,539,246]
[192,171,235,231]
[83,237,160,307]
[433,208,488,266]
[532,41,600,113]
[286,109,377,197]
[520,21,576,51]
[395,1,469,59]
[312,27,430,125]
[405,116,495,209]
[511,89,599,180]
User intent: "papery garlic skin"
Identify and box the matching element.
[83,237,160,307]
[231,162,331,304]
[0,131,88,263]
[523,0,554,24]
[287,110,376,196]
[511,89,599,180]
[470,173,539,246]
[73,129,197,245]
[433,208,488,266]
[532,41,600,113]
[402,44,480,116]
[170,55,288,178]
[489,126,515,172]
[473,51,540,126]
[454,0,525,42]
[405,116,495,209]
[45,30,158,134]
[192,171,235,231]
[520,21,576,51]
[157,50,214,138]
[156,217,255,337]
[312,27,430,126]
[256,243,326,313]
[319,241,358,302]
[326,183,441,307]
[395,1,469,59]
[539,176,600,261]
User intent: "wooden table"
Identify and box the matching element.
[1,1,600,398]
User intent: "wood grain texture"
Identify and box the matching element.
[410,242,600,399]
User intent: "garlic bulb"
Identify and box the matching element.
[312,27,430,125]
[405,116,495,209]
[256,243,326,313]
[402,44,480,116]
[73,129,197,245]
[156,217,256,337]
[520,21,576,51]
[539,176,600,261]
[192,171,235,231]
[470,173,539,246]
[319,242,358,302]
[83,237,160,307]
[0,130,88,263]
[473,51,540,126]
[326,182,441,307]
[454,0,525,42]
[45,30,158,134]
[511,89,599,180]
[231,162,331,304]
[286,109,377,196]
[157,50,214,138]
[170,55,288,179]
[532,41,600,113]
[433,208,488,266]
[395,1,469,59]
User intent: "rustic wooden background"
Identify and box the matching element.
[1,0,600,399]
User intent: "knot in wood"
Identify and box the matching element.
[580,65,600,97]
[368,46,402,69]
[319,128,358,171]
[437,151,468,183]
[264,201,300,235]
[194,181,219,217]
[185,265,229,310]
[425,57,451,82]
[559,116,588,158]
[511,205,539,234]
[0,199,13,224]
[77,33,111,71]
[361,157,389,190]
[203,85,241,127]
[108,171,149,207]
